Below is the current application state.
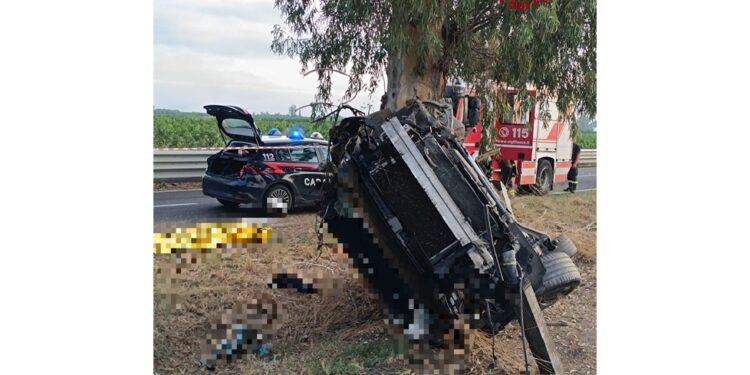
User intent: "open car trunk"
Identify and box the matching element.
[202,104,263,178]
[206,152,253,177]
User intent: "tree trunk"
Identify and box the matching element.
[384,26,446,112]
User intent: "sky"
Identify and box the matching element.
[154,0,380,115]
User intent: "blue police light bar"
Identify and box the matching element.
[289,127,305,141]
[268,128,282,136]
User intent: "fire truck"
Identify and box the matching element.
[446,84,575,195]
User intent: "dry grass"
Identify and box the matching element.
[154,191,596,374]
[465,191,597,374]
[512,191,597,260]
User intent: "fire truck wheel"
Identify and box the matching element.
[534,160,553,195]
[536,251,581,309]
[552,234,578,257]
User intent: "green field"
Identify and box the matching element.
[576,131,597,149]
[154,109,596,149]
[153,110,333,148]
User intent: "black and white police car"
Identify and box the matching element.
[201,105,328,213]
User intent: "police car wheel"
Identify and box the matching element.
[217,199,240,208]
[264,185,293,213]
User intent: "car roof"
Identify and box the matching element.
[229,136,327,146]
[260,135,327,145]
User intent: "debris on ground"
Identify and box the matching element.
[199,295,283,370]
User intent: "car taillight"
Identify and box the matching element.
[239,165,257,177]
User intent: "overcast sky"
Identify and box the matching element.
[154,0,380,115]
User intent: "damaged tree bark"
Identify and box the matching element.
[384,24,446,112]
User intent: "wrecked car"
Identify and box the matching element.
[202,105,328,213]
[311,99,581,373]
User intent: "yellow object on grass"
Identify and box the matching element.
[154,222,272,254]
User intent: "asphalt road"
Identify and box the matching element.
[154,167,596,227]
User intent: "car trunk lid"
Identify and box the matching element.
[204,104,263,145]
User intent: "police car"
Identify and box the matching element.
[201,105,328,213]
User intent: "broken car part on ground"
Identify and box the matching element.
[298,99,582,373]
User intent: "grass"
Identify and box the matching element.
[576,131,597,149]
[312,339,406,375]
[513,190,597,259]
[154,191,596,374]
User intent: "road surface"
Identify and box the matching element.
[154,167,596,227]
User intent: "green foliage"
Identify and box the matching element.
[576,131,596,149]
[153,110,333,148]
[312,339,403,375]
[272,0,596,118]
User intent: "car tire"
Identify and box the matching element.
[536,251,581,309]
[264,185,293,214]
[217,198,240,208]
[533,159,553,195]
[552,234,578,257]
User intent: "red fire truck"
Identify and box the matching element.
[446,85,575,195]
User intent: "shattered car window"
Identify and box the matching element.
[289,147,319,163]
[274,148,291,161]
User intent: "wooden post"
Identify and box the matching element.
[513,283,564,374]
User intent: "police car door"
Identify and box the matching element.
[286,145,326,202]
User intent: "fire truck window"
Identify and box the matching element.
[502,94,516,123]
[462,96,469,124]
[501,94,530,124]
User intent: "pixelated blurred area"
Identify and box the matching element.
[199,295,285,370]
[154,220,280,311]
[153,221,274,255]
[154,193,596,374]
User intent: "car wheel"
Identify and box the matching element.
[552,234,578,257]
[264,185,293,214]
[217,198,240,208]
[536,251,581,309]
[533,159,553,195]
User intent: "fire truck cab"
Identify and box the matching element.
[446,84,575,195]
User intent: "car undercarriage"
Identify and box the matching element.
[306,99,582,373]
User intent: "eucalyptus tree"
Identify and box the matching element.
[272,0,595,137]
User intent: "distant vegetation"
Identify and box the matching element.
[154,108,596,149]
[576,131,597,149]
[153,109,333,148]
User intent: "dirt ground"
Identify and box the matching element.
[154,191,596,374]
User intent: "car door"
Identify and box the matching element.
[286,145,327,202]
[266,145,324,202]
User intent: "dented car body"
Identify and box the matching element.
[201,105,329,211]
[318,100,581,373]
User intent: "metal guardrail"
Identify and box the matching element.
[154,150,213,182]
[153,149,597,182]
[579,149,597,167]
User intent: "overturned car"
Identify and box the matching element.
[315,100,581,373]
